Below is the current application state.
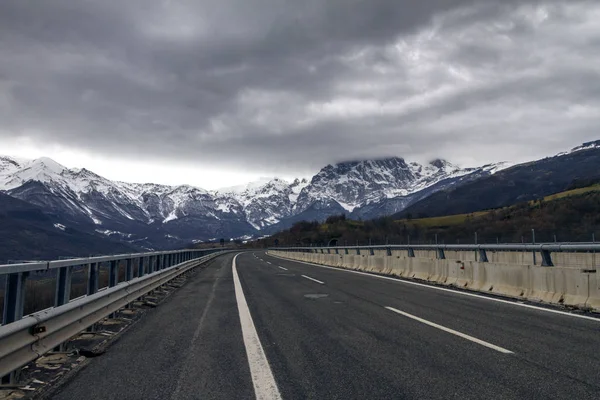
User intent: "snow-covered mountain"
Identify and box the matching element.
[0,154,509,249]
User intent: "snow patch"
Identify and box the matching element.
[163,211,178,223]
[53,223,66,231]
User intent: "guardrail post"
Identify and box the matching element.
[138,257,145,278]
[108,260,120,318]
[149,256,155,273]
[344,248,349,255]
[327,248,331,254]
[126,259,133,281]
[335,248,339,254]
[541,250,554,267]
[478,249,489,263]
[356,248,361,255]
[109,260,118,288]
[86,262,99,332]
[408,248,415,258]
[437,248,445,259]
[386,247,392,256]
[87,263,99,295]
[2,272,29,325]
[369,248,375,256]
[54,266,73,307]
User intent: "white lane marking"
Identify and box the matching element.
[267,254,600,323]
[278,266,288,271]
[267,262,272,265]
[301,275,324,285]
[232,254,282,400]
[385,306,514,354]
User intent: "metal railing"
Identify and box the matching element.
[0,248,228,380]
[270,243,600,268]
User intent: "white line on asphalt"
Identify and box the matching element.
[267,262,272,265]
[278,266,288,271]
[268,254,600,323]
[385,306,514,354]
[301,275,324,285]
[232,254,282,400]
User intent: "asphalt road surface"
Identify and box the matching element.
[53,251,600,400]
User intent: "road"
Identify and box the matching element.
[54,251,600,399]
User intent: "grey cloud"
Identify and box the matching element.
[0,0,598,179]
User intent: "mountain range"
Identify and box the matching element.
[0,140,598,258]
[0,153,506,254]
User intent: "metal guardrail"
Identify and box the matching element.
[0,248,229,380]
[270,243,600,267]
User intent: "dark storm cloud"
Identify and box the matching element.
[1,0,599,177]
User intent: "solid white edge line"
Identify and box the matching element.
[385,306,514,354]
[267,254,600,323]
[232,254,282,400]
[301,274,324,285]
[278,266,288,271]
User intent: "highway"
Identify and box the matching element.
[53,251,600,399]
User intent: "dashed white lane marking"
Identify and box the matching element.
[385,307,514,354]
[267,254,600,323]
[301,275,324,285]
[267,262,272,265]
[278,266,288,271]
[232,254,282,400]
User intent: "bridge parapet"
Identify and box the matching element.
[269,244,600,312]
[0,248,227,382]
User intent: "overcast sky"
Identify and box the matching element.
[1,1,599,189]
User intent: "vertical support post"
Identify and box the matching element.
[356,248,361,255]
[1,275,27,382]
[3,272,29,325]
[478,249,489,263]
[540,249,553,267]
[109,260,118,288]
[474,232,478,261]
[86,263,99,332]
[138,257,145,278]
[386,247,392,256]
[126,259,133,281]
[87,263,99,295]
[407,248,415,258]
[344,248,349,255]
[54,266,73,307]
[108,260,119,318]
[369,247,375,256]
[532,229,537,266]
[437,248,445,260]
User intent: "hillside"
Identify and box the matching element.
[394,143,600,219]
[0,192,138,262]
[263,186,600,247]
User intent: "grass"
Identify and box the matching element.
[395,211,490,227]
[395,184,600,229]
[541,184,600,202]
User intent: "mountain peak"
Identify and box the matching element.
[29,157,66,174]
[429,158,449,169]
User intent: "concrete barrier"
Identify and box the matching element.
[269,250,600,312]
